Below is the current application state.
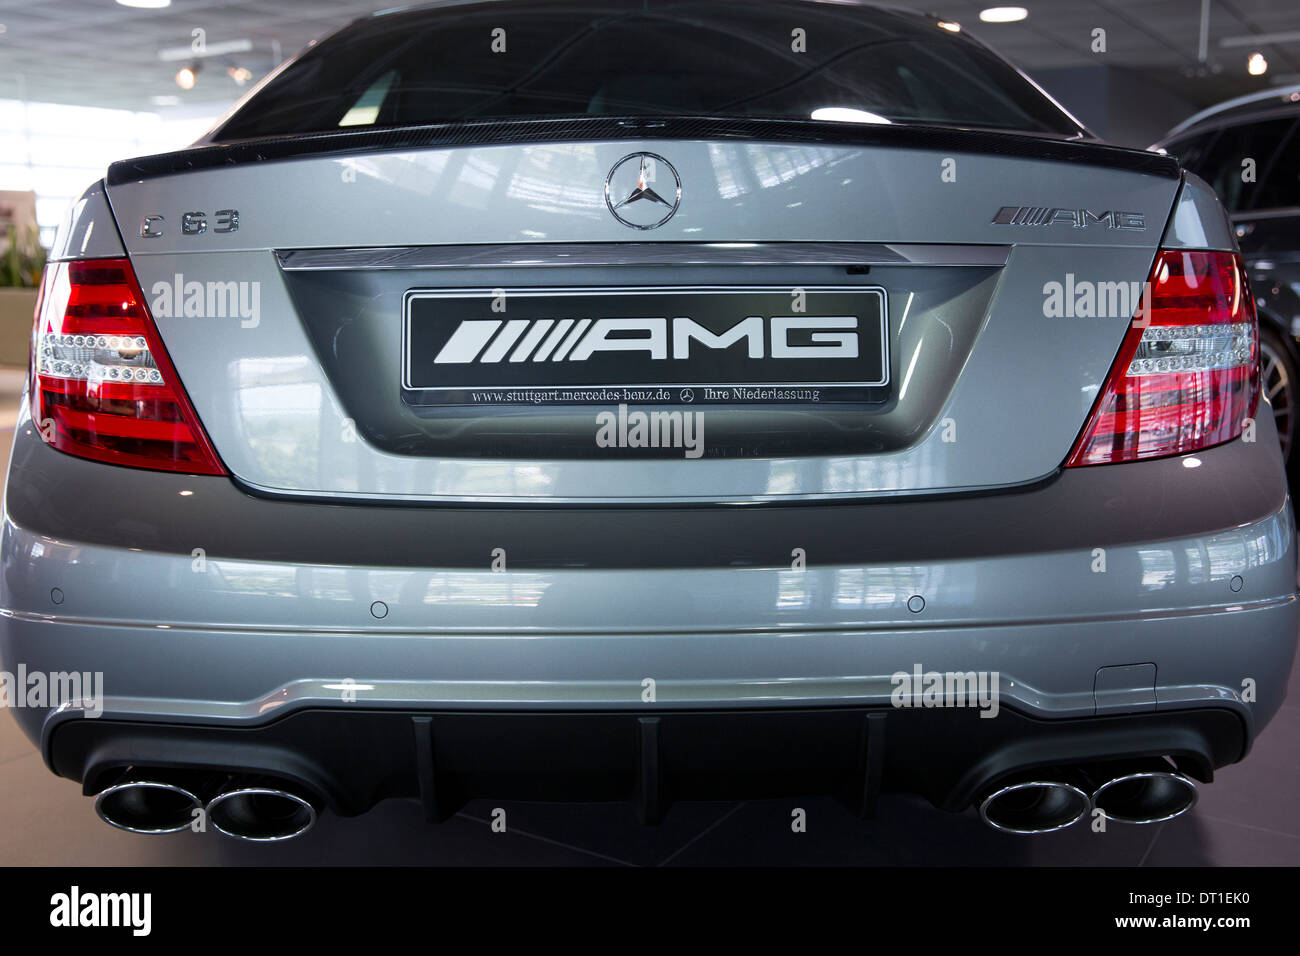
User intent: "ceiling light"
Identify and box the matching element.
[151,94,181,106]
[937,21,961,32]
[1248,52,1268,75]
[175,64,198,90]
[979,7,1028,23]
[227,65,253,85]
[116,0,172,8]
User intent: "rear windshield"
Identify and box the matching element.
[211,0,1082,141]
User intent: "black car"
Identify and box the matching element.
[1157,87,1300,471]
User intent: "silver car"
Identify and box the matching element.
[2,0,1294,841]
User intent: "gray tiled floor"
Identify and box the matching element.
[0,366,1297,866]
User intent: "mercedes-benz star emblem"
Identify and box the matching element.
[604,152,682,230]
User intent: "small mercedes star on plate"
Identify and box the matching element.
[1,0,1294,840]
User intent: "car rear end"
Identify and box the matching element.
[1,0,1294,839]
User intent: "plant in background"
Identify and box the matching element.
[2,225,47,288]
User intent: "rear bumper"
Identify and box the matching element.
[50,706,1246,819]
[2,401,1296,809]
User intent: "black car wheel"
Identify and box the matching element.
[1259,327,1297,467]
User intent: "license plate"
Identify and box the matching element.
[401,285,888,406]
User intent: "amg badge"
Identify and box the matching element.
[992,206,1145,230]
[401,286,889,406]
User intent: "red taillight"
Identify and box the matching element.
[1065,249,1260,467]
[30,258,225,475]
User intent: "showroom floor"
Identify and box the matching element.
[1,366,1297,866]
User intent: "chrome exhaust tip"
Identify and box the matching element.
[95,780,203,835]
[1092,768,1198,824]
[207,787,318,842]
[979,779,1091,834]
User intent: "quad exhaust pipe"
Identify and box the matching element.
[95,757,1198,839]
[93,770,319,841]
[978,776,1091,834]
[206,785,318,841]
[95,775,205,835]
[1090,761,1198,825]
[978,758,1198,834]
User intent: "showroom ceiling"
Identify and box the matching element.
[0,0,1296,114]
[0,0,385,111]
[946,0,1300,103]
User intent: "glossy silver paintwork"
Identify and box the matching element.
[2,400,1294,756]
[5,81,1294,815]
[124,242,1157,502]
[1160,172,1237,252]
[102,139,1178,501]
[106,141,1176,252]
[48,181,125,262]
[1094,663,1158,713]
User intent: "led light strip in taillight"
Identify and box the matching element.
[30,258,225,475]
[1126,323,1254,376]
[38,333,165,384]
[1066,249,1260,467]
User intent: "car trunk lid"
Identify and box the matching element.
[103,131,1179,501]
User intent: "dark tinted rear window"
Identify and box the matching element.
[212,0,1081,141]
